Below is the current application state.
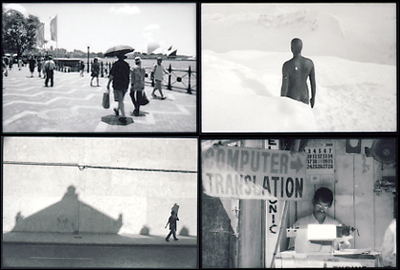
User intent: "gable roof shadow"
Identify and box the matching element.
[12,185,123,234]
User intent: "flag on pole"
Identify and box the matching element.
[50,15,57,41]
[36,22,45,48]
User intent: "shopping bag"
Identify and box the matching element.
[140,91,150,106]
[102,92,110,109]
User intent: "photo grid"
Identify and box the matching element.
[2,2,397,269]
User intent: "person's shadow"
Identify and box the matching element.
[101,115,134,126]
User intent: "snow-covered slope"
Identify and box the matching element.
[202,50,396,132]
[202,4,396,65]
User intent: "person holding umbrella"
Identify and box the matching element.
[105,45,134,124]
[106,52,131,123]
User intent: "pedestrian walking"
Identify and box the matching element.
[43,55,56,87]
[37,57,43,77]
[130,57,146,116]
[165,210,179,241]
[3,58,8,77]
[90,58,100,86]
[3,55,9,77]
[151,57,168,99]
[28,55,36,77]
[18,58,22,70]
[8,56,13,70]
[106,52,130,124]
[79,61,85,77]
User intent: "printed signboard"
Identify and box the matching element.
[202,145,307,200]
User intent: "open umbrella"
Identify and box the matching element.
[104,45,134,57]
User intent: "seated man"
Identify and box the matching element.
[288,187,350,253]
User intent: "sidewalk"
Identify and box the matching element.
[2,67,197,133]
[3,231,197,247]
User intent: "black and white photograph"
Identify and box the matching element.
[201,138,397,268]
[2,2,399,269]
[202,3,396,132]
[2,137,198,268]
[2,3,197,133]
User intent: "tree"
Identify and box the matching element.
[2,9,41,58]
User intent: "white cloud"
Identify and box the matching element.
[109,5,140,15]
[144,24,160,31]
[142,31,154,41]
[4,4,28,16]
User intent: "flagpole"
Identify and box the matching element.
[50,15,58,58]
[55,14,58,59]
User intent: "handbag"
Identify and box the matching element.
[102,92,110,109]
[140,91,150,106]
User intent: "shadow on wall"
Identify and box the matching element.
[12,185,123,234]
[179,226,189,236]
[140,226,150,235]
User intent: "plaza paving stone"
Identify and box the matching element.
[2,67,197,133]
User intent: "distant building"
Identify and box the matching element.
[167,46,178,58]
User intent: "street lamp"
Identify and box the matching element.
[87,46,90,73]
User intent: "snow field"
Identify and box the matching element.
[202,50,396,132]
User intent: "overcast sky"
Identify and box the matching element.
[3,3,196,56]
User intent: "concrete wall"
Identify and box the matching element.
[3,165,197,236]
[201,193,237,268]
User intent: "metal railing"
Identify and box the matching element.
[54,59,197,94]
[144,64,197,94]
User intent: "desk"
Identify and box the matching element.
[275,251,379,268]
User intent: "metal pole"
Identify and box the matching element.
[187,65,192,94]
[270,200,289,268]
[167,64,172,90]
[87,46,90,73]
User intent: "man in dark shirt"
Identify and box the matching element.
[107,53,130,123]
[43,55,55,87]
[165,210,179,241]
[281,38,316,108]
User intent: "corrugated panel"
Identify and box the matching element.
[373,159,396,250]
[334,142,355,248]
[354,154,375,248]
